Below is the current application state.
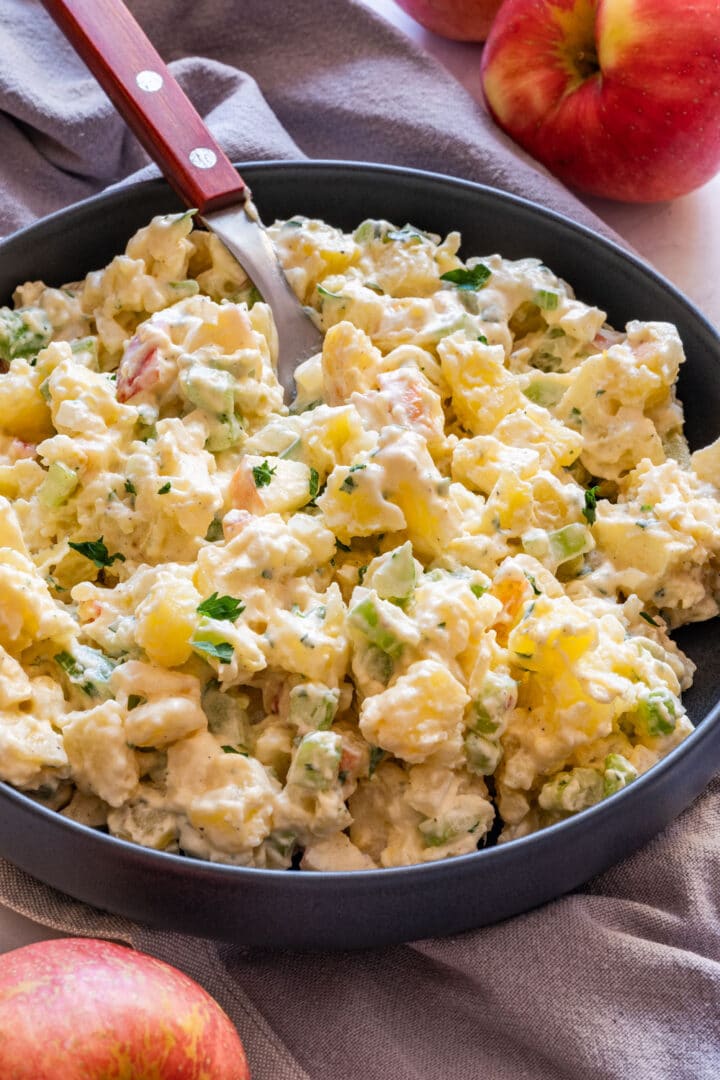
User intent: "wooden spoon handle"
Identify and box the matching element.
[40,0,248,213]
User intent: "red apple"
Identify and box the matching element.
[481,0,720,202]
[393,0,504,42]
[0,937,249,1079]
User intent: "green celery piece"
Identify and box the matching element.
[288,685,340,732]
[349,597,403,658]
[603,753,638,797]
[37,462,79,509]
[464,732,502,776]
[635,688,678,736]
[538,767,604,813]
[368,542,417,602]
[55,644,118,697]
[534,289,560,311]
[523,379,565,408]
[0,306,52,364]
[287,731,342,790]
[549,523,593,562]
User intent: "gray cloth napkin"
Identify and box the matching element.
[1,1,718,1077]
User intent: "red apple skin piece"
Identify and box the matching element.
[393,0,503,41]
[0,937,250,1079]
[481,0,720,202]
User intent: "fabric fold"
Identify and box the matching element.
[0,2,717,1078]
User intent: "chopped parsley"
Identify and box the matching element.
[385,225,429,243]
[335,538,352,553]
[368,746,386,777]
[640,611,660,627]
[221,745,248,755]
[470,583,487,598]
[583,484,600,526]
[252,460,277,488]
[157,481,171,494]
[192,639,234,664]
[340,463,366,493]
[68,537,126,569]
[204,517,224,542]
[440,264,491,291]
[524,573,542,597]
[308,467,320,501]
[124,479,136,495]
[197,593,245,621]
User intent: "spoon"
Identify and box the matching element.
[40,0,323,398]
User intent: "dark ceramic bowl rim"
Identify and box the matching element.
[1,160,718,902]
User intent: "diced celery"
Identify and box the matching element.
[419,807,484,847]
[0,306,52,363]
[181,366,235,416]
[205,412,244,453]
[464,732,503,776]
[267,829,297,857]
[635,688,679,737]
[538,767,604,813]
[509,300,545,339]
[348,597,403,658]
[37,462,79,508]
[523,378,565,408]
[191,623,234,664]
[534,289,560,311]
[168,279,200,297]
[364,646,394,686]
[470,671,518,735]
[353,220,379,244]
[549,523,593,562]
[603,753,638,797]
[288,684,340,732]
[70,336,99,360]
[367,542,417,603]
[109,802,178,850]
[522,523,593,566]
[287,731,342,790]
[201,682,249,747]
[55,645,117,698]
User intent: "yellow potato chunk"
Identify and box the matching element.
[321,322,382,406]
[134,575,201,667]
[439,333,525,435]
[0,548,75,656]
[62,701,139,807]
[125,696,206,749]
[316,461,406,543]
[0,360,53,441]
[359,660,470,765]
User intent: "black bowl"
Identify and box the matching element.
[1,161,718,950]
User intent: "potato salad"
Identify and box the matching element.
[0,209,718,872]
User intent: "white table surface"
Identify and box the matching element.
[1,0,718,956]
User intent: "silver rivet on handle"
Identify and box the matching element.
[135,70,163,92]
[189,147,218,170]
